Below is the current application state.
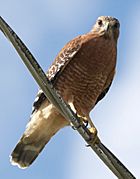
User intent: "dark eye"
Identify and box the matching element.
[98,19,103,26]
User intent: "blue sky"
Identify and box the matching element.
[0,0,140,178]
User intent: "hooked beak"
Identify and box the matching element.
[104,21,109,32]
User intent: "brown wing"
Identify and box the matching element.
[31,36,83,114]
[46,35,82,82]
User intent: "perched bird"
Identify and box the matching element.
[10,16,120,169]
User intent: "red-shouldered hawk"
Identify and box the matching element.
[10,16,120,168]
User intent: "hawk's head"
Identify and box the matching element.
[92,16,120,42]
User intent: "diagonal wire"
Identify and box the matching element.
[0,16,136,179]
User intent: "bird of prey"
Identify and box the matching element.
[10,16,120,169]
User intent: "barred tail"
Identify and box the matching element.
[10,136,50,169]
[10,103,68,169]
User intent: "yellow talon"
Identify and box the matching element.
[88,127,100,145]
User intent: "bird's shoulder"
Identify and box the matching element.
[47,32,101,82]
[46,35,82,82]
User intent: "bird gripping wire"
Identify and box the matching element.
[0,16,136,179]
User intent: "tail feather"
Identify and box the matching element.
[10,139,47,169]
[10,103,68,168]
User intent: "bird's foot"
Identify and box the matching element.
[76,115,99,145]
[71,114,88,130]
[70,114,100,145]
[86,127,100,146]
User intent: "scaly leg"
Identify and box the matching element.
[68,100,99,144]
[79,115,100,145]
[68,100,83,129]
